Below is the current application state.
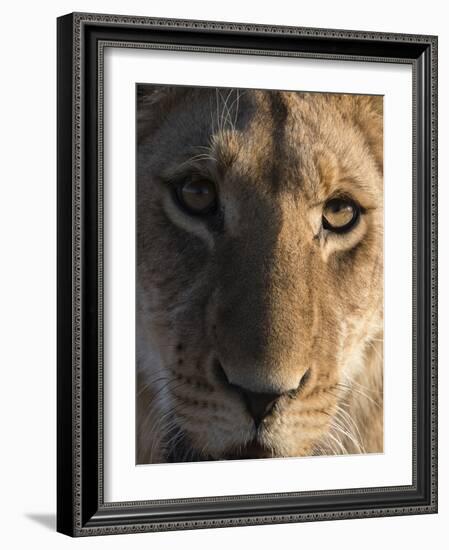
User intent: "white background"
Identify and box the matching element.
[104,49,413,501]
[0,1,445,549]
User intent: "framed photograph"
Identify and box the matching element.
[57,12,438,536]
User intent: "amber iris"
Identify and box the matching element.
[176,179,217,215]
[322,197,360,233]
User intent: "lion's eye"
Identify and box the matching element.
[175,179,217,215]
[322,197,360,233]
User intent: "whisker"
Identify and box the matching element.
[337,381,381,408]
[334,404,365,448]
[323,431,347,456]
[330,418,365,454]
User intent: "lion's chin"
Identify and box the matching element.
[221,440,275,460]
[164,426,280,462]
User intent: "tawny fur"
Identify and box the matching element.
[136,87,383,463]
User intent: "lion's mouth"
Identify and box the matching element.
[163,426,273,463]
[222,440,274,460]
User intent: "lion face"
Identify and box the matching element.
[136,87,383,462]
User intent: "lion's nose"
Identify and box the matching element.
[215,361,283,426]
[214,360,311,427]
[237,388,281,427]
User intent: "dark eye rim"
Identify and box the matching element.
[322,196,361,234]
[173,178,218,216]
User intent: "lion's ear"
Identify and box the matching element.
[352,95,384,174]
[137,84,175,110]
[136,85,183,145]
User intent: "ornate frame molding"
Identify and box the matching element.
[57,12,438,536]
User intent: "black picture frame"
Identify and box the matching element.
[57,12,438,537]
